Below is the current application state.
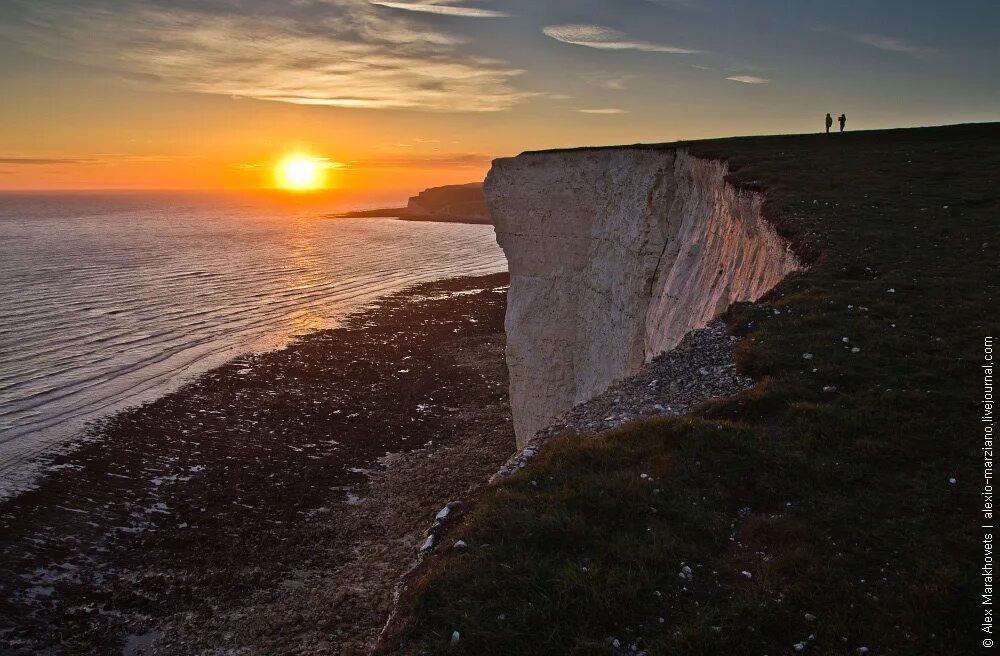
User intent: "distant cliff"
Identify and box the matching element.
[403,183,488,223]
[332,182,489,224]
[487,148,802,445]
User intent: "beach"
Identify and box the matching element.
[0,272,514,655]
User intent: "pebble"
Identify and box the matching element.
[530,321,754,443]
[804,613,816,622]
[822,386,837,393]
[419,535,436,552]
[803,353,814,360]
[450,630,460,647]
[740,570,753,579]
[453,540,468,549]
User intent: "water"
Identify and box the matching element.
[0,191,507,496]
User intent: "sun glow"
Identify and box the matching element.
[276,155,326,191]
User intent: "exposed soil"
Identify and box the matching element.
[0,273,514,656]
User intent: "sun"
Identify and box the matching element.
[276,155,325,191]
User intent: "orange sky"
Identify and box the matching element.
[2,0,998,192]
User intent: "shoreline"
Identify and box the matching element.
[0,272,514,655]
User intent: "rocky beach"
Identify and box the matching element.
[0,273,514,655]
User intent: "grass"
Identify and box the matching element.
[393,123,1000,655]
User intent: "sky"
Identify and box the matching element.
[1,0,998,191]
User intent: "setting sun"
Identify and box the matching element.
[276,156,325,191]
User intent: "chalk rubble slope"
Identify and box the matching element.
[486,148,801,445]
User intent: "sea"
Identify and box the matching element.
[0,190,507,498]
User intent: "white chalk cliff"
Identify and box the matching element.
[486,148,802,446]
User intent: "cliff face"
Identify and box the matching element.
[404,183,488,223]
[486,148,802,445]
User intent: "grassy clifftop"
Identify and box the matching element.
[393,123,1000,655]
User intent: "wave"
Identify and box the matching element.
[0,197,506,497]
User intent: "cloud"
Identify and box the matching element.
[725,75,769,84]
[543,24,701,54]
[1,0,532,112]
[0,158,98,165]
[369,1,512,18]
[237,156,346,171]
[347,153,494,169]
[0,153,201,169]
[810,24,937,59]
[578,108,629,114]
[854,33,936,58]
[581,72,638,90]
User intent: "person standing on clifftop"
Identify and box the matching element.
[825,113,833,133]
[838,113,847,132]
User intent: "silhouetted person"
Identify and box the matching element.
[825,113,833,133]
[838,114,847,132]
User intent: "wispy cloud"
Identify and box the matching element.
[0,153,198,166]
[581,72,638,90]
[811,24,937,59]
[578,108,629,114]
[237,157,346,171]
[369,1,512,18]
[543,24,702,54]
[0,158,98,165]
[347,153,493,169]
[726,75,770,84]
[1,0,532,112]
[854,33,936,58]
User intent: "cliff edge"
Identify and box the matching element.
[486,148,801,444]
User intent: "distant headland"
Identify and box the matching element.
[330,182,489,224]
